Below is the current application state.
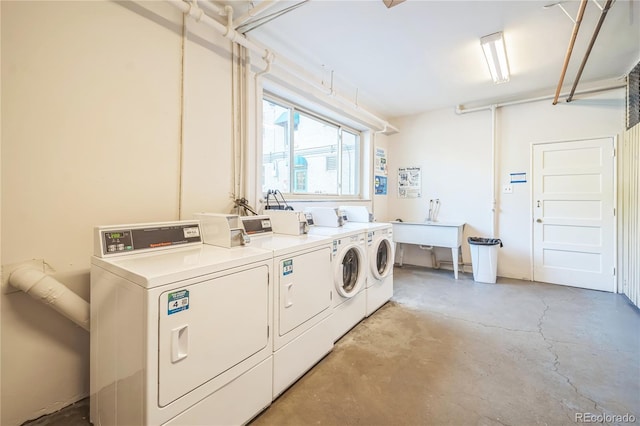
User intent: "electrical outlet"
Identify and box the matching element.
[503,185,513,194]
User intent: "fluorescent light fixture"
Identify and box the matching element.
[481,32,510,84]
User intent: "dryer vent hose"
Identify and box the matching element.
[9,267,90,332]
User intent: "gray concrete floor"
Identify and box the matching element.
[25,267,640,426]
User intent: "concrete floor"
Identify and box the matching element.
[26,266,640,426]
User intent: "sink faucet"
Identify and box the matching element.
[426,199,440,222]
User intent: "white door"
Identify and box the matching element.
[532,138,615,292]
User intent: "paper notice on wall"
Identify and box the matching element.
[375,175,387,195]
[375,147,388,176]
[398,166,421,198]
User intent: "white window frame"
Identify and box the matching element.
[261,93,365,201]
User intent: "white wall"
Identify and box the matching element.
[387,89,626,280]
[0,2,235,424]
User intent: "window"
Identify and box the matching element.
[262,96,361,197]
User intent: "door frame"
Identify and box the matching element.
[529,136,618,292]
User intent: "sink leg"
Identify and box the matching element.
[451,247,459,279]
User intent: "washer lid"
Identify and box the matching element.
[91,245,272,288]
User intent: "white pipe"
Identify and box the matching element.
[455,81,625,114]
[197,0,224,17]
[9,268,90,332]
[491,105,498,238]
[233,0,280,29]
[167,0,395,134]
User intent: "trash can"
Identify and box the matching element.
[468,237,503,283]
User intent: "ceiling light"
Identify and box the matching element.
[480,32,510,84]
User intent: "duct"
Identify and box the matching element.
[553,0,589,105]
[566,0,614,103]
[9,267,90,332]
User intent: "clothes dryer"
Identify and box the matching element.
[90,221,273,426]
[308,224,367,342]
[238,214,334,398]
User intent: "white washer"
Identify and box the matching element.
[364,224,395,315]
[240,215,334,398]
[90,221,274,426]
[308,224,367,342]
[340,207,395,316]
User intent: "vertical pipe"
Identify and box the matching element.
[553,0,588,105]
[491,105,498,238]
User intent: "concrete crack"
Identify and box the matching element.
[536,297,605,420]
[422,309,539,335]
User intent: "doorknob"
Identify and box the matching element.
[536,218,543,223]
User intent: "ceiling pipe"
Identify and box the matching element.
[167,0,394,134]
[566,0,614,103]
[233,0,282,29]
[553,0,588,105]
[197,0,223,17]
[9,268,90,331]
[456,80,625,113]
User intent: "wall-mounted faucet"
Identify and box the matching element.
[426,199,440,222]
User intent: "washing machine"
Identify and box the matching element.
[341,206,395,316]
[90,220,273,426]
[307,208,367,342]
[239,212,334,398]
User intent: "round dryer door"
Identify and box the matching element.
[370,238,394,280]
[334,245,366,298]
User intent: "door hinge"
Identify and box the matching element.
[613,148,616,157]
[267,326,270,339]
[614,208,616,216]
[613,267,616,276]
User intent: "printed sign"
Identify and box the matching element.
[375,175,388,195]
[283,259,293,276]
[168,290,189,315]
[398,166,422,198]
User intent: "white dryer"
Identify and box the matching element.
[238,214,334,398]
[308,223,367,342]
[90,221,274,426]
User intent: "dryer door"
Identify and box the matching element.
[157,264,270,406]
[334,244,366,297]
[370,237,394,280]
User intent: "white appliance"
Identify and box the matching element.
[340,206,395,316]
[239,215,334,398]
[308,223,367,342]
[364,226,395,316]
[90,220,273,426]
[265,210,310,235]
[306,207,343,227]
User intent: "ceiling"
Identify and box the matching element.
[227,0,640,119]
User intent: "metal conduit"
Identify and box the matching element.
[566,0,614,103]
[553,0,589,105]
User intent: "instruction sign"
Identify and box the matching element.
[283,259,293,276]
[398,166,422,198]
[375,175,388,195]
[168,290,189,315]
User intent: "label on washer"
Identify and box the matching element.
[168,290,189,315]
[283,259,293,276]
